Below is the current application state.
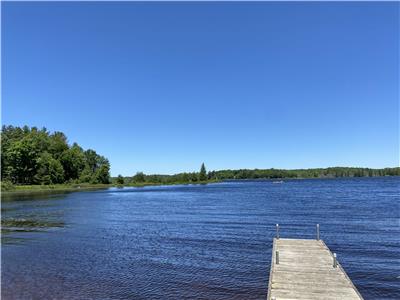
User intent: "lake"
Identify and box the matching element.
[1,177,399,299]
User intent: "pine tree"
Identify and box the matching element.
[199,163,207,181]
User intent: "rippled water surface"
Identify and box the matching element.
[2,177,399,299]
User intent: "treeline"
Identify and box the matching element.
[113,163,209,185]
[210,167,400,180]
[1,125,110,185]
[113,165,400,185]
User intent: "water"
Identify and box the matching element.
[1,177,399,299]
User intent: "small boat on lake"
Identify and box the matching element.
[272,180,284,184]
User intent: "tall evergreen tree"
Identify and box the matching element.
[199,163,207,181]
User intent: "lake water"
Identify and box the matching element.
[2,177,399,299]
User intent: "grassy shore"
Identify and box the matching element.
[1,180,220,196]
[1,183,112,197]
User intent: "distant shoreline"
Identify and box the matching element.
[1,180,219,197]
[2,175,398,197]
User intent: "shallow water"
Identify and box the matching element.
[2,177,399,299]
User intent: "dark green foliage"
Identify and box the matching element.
[84,149,99,173]
[4,137,39,184]
[34,152,65,184]
[132,172,145,183]
[93,163,110,184]
[48,132,68,159]
[199,163,207,181]
[208,167,400,180]
[116,175,124,185]
[60,144,85,181]
[1,180,15,191]
[1,125,110,185]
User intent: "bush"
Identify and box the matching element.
[1,180,15,191]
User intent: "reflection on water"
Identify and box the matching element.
[1,178,400,299]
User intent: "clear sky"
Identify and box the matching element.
[2,2,399,176]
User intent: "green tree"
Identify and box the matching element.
[132,172,145,183]
[48,131,68,159]
[60,144,85,181]
[190,172,198,182]
[34,152,65,184]
[4,138,39,184]
[116,175,124,185]
[84,149,99,173]
[199,163,207,181]
[81,150,110,183]
[92,163,110,184]
[79,166,93,183]
[1,125,111,185]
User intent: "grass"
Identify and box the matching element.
[1,179,220,196]
[12,183,110,190]
[1,183,111,197]
[1,218,65,229]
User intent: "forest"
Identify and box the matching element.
[209,166,400,180]
[2,125,399,188]
[113,165,400,185]
[1,125,110,185]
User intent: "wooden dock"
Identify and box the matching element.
[267,226,363,299]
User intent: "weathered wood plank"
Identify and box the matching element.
[267,238,363,300]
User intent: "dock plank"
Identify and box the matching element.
[267,238,363,300]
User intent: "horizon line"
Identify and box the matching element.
[112,165,400,177]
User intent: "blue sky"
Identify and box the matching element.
[2,2,399,176]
